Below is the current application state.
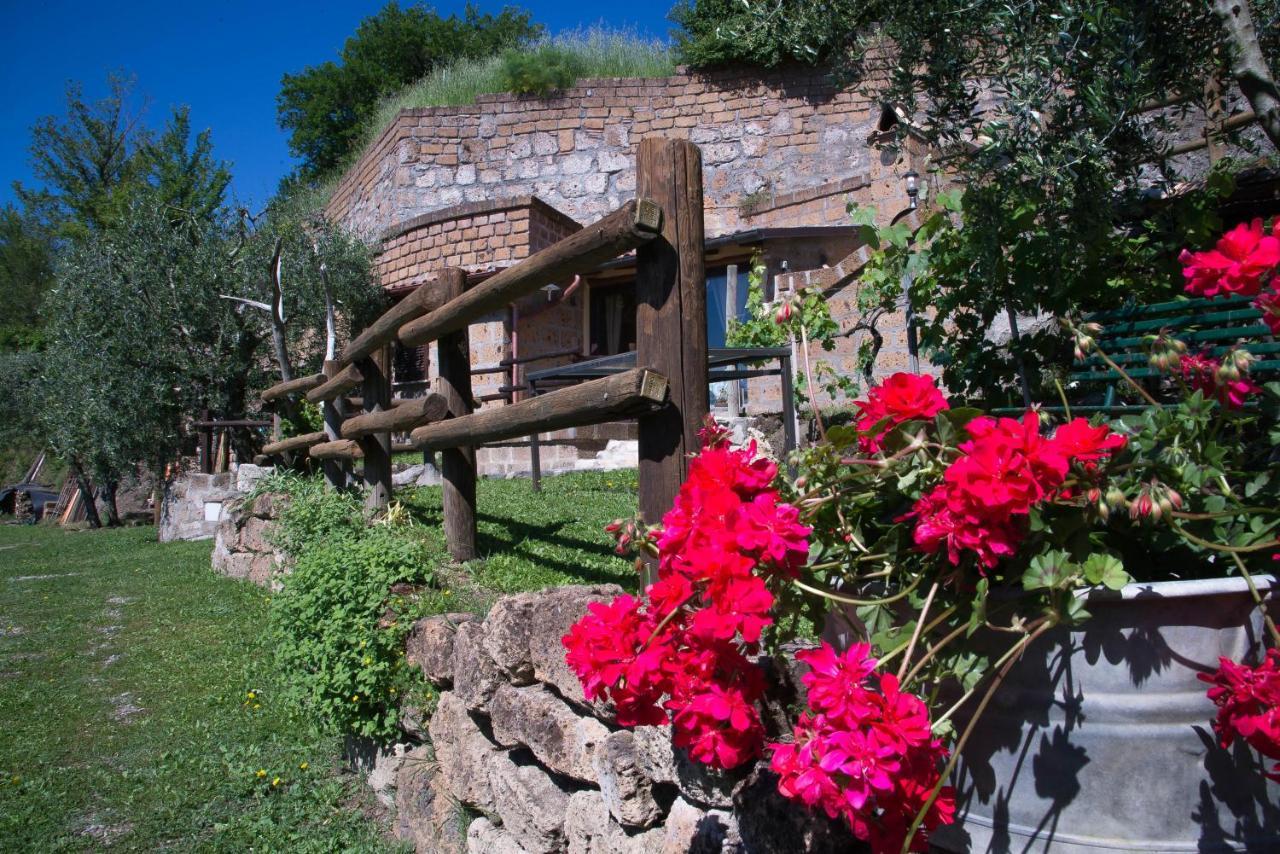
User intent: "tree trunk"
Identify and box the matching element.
[70,458,102,529]
[102,480,121,527]
[1214,0,1280,150]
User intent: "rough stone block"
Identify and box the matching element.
[733,768,857,853]
[429,692,500,810]
[631,725,745,809]
[451,621,504,711]
[489,683,609,783]
[487,751,570,854]
[526,585,624,703]
[396,745,466,854]
[241,517,274,553]
[482,592,541,681]
[594,729,664,828]
[466,817,528,854]
[405,612,476,686]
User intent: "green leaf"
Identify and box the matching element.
[1082,553,1129,590]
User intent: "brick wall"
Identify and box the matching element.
[326,65,892,242]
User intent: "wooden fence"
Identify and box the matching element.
[257,138,710,566]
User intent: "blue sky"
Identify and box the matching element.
[0,1,676,211]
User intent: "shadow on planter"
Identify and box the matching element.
[933,577,1280,853]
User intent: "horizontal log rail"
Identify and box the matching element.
[410,368,668,452]
[340,393,448,439]
[398,199,661,348]
[261,373,326,403]
[306,364,363,403]
[334,280,445,371]
[262,431,328,456]
[309,439,363,460]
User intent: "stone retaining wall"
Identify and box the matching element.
[209,491,290,589]
[390,586,859,853]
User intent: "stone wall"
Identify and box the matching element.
[389,586,859,854]
[158,464,272,543]
[209,491,290,589]
[326,66,890,243]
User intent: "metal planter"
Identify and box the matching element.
[933,576,1280,853]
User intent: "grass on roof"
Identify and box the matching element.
[311,27,675,208]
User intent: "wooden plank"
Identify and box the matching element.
[341,392,448,438]
[358,344,393,509]
[398,198,662,348]
[261,372,326,403]
[262,431,328,455]
[334,281,445,371]
[635,137,708,585]
[306,363,363,403]
[436,268,477,562]
[309,439,364,460]
[410,368,668,452]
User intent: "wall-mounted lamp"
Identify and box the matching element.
[541,282,561,302]
[904,170,920,210]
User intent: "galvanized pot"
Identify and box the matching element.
[932,576,1280,853]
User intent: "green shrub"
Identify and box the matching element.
[498,45,585,96]
[266,479,433,739]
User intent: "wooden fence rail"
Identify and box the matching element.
[254,138,707,570]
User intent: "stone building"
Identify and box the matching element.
[324,66,927,472]
[324,63,1247,473]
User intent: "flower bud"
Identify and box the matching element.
[1096,497,1111,522]
[1106,487,1127,510]
[1166,488,1183,510]
[1229,349,1256,375]
[604,519,624,535]
[1215,360,1242,384]
[795,476,807,489]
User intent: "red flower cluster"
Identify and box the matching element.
[1180,218,1280,340]
[854,373,951,453]
[769,643,954,852]
[1178,352,1262,410]
[1179,219,1280,298]
[562,421,810,769]
[908,413,1126,569]
[1199,650,1280,782]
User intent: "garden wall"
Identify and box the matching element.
[389,585,859,854]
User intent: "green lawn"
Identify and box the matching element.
[0,525,400,852]
[0,469,639,851]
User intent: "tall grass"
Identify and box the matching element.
[323,27,674,201]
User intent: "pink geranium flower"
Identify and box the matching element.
[1179,218,1280,298]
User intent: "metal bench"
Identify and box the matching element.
[1025,295,1279,416]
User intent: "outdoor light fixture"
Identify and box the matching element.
[904,170,920,209]
[541,282,561,301]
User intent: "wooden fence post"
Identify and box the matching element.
[321,360,349,491]
[357,346,393,509]
[635,137,708,584]
[437,268,477,561]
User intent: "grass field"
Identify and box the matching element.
[0,469,638,851]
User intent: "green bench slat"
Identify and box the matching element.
[1102,324,1273,350]
[1098,307,1265,337]
[1068,359,1280,385]
[1079,340,1280,368]
[1087,294,1257,322]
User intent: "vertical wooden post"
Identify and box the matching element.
[357,346,393,509]
[437,268,477,561]
[725,263,741,419]
[636,137,708,584]
[200,408,213,474]
[321,360,348,491]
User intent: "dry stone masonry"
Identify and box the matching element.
[393,586,862,853]
[209,490,290,588]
